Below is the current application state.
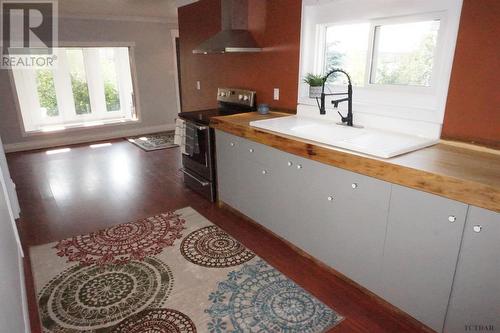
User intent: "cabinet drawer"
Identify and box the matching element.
[238,137,279,165]
[216,131,240,149]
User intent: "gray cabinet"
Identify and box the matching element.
[381,185,468,332]
[215,131,241,210]
[216,131,391,294]
[283,155,391,293]
[215,131,499,333]
[443,206,500,333]
[216,131,289,234]
[237,158,276,228]
[251,148,304,240]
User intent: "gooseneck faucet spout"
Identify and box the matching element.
[318,69,353,126]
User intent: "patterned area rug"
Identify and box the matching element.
[127,131,178,151]
[30,207,343,332]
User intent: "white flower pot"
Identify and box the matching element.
[309,86,322,98]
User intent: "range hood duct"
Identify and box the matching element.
[192,0,262,54]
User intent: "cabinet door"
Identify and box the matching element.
[226,137,282,232]
[305,161,391,293]
[215,131,241,209]
[326,169,391,293]
[443,207,500,333]
[268,152,391,294]
[237,158,277,228]
[268,153,323,250]
[381,185,468,332]
[254,148,300,238]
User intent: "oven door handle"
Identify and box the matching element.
[180,168,210,186]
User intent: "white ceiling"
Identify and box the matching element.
[58,0,178,21]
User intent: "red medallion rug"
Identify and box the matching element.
[30,207,343,332]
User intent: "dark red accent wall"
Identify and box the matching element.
[179,0,499,148]
[441,0,500,148]
[178,0,301,111]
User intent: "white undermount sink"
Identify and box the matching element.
[250,116,438,159]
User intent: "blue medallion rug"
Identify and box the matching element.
[30,207,343,332]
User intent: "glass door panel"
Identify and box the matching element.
[99,48,121,112]
[66,48,92,115]
[35,69,59,118]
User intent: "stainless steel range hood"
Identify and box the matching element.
[192,0,262,54]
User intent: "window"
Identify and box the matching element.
[300,0,462,136]
[12,47,136,133]
[370,20,440,86]
[321,17,441,88]
[324,23,370,86]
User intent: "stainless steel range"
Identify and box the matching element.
[178,88,256,201]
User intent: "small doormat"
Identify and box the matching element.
[30,207,343,332]
[127,131,178,151]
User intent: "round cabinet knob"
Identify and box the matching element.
[327,196,334,201]
[351,183,358,189]
[473,225,482,233]
[261,170,267,175]
[296,164,303,169]
[448,215,457,223]
[249,148,254,153]
[229,142,235,147]
[287,161,293,167]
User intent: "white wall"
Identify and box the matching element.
[0,135,29,333]
[0,17,179,152]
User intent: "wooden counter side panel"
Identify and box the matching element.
[211,114,500,213]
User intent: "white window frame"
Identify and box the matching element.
[317,21,371,87]
[9,42,141,135]
[298,0,463,138]
[317,12,445,94]
[366,12,445,91]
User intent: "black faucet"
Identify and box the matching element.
[318,69,353,126]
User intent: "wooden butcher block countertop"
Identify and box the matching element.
[210,112,500,213]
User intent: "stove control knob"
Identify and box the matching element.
[243,95,250,101]
[238,94,244,101]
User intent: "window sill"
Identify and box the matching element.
[24,117,139,136]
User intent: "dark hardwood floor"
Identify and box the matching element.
[8,139,432,333]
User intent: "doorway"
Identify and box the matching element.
[171,30,182,113]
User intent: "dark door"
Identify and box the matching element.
[175,37,183,111]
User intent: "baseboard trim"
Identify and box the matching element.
[3,123,176,153]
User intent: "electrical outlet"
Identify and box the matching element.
[273,88,280,100]
[196,81,201,90]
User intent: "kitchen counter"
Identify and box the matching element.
[210,111,500,212]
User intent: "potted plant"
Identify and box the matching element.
[303,73,325,98]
